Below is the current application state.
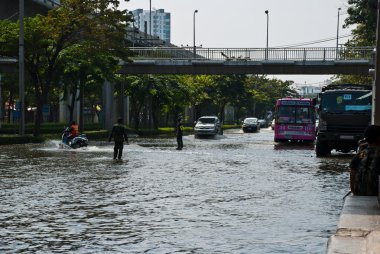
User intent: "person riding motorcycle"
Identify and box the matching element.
[68,121,79,141]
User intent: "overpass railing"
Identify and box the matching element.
[129,47,374,62]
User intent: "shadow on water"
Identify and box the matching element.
[316,152,353,175]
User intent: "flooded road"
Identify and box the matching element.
[0,128,351,253]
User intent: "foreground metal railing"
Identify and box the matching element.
[129,46,375,62]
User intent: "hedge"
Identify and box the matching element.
[0,124,240,145]
[0,135,46,145]
[0,123,102,135]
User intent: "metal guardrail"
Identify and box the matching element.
[129,47,375,62]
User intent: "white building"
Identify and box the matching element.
[297,86,322,96]
[294,80,331,97]
[132,9,171,43]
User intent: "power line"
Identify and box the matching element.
[274,34,352,48]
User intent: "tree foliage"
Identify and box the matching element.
[0,0,132,135]
[345,0,377,46]
[333,0,377,84]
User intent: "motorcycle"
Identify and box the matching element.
[60,127,89,149]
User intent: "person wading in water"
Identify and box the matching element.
[109,117,129,160]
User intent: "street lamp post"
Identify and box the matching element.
[19,0,25,135]
[129,11,136,47]
[265,10,269,60]
[149,0,152,35]
[336,7,341,59]
[193,10,198,59]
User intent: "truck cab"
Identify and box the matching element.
[315,84,372,156]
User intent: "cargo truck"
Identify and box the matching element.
[315,84,372,157]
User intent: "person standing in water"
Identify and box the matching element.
[176,117,184,150]
[109,117,129,160]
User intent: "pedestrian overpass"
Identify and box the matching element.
[119,46,374,75]
[0,0,60,20]
[1,46,374,75]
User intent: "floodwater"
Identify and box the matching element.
[0,128,351,253]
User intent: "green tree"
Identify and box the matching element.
[345,0,377,46]
[125,75,151,130]
[0,0,131,136]
[333,0,376,84]
[206,75,246,122]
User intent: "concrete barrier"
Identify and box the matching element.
[327,196,380,254]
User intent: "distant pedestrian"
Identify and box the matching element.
[176,117,183,150]
[350,125,380,195]
[109,117,129,160]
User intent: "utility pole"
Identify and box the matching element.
[19,0,25,135]
[336,8,341,59]
[149,0,152,36]
[193,10,198,59]
[265,10,269,60]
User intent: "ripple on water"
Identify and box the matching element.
[0,132,349,253]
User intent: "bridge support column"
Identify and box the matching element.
[103,81,114,131]
[124,96,130,126]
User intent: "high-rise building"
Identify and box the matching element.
[132,9,171,43]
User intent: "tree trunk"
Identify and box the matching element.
[33,81,45,136]
[33,96,44,136]
[67,84,78,124]
[219,102,226,123]
[79,82,84,132]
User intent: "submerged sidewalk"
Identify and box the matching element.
[327,196,380,254]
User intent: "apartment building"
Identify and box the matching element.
[131,9,171,43]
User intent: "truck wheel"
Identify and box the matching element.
[316,140,331,157]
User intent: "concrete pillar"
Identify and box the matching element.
[124,96,130,126]
[75,88,80,124]
[103,81,114,131]
[59,92,66,123]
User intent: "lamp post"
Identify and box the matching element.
[336,7,341,59]
[129,11,136,47]
[193,10,198,59]
[265,10,269,60]
[149,0,152,35]
[19,0,25,135]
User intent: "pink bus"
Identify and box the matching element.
[274,97,316,142]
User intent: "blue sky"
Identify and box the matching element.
[121,0,352,85]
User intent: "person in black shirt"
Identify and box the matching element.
[176,117,183,150]
[109,118,129,159]
[350,125,380,195]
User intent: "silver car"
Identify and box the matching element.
[194,116,221,138]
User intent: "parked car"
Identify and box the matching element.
[258,119,268,128]
[194,116,222,138]
[242,117,260,133]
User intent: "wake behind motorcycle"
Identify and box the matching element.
[60,127,88,149]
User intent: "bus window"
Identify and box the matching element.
[296,107,314,123]
[277,106,295,124]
